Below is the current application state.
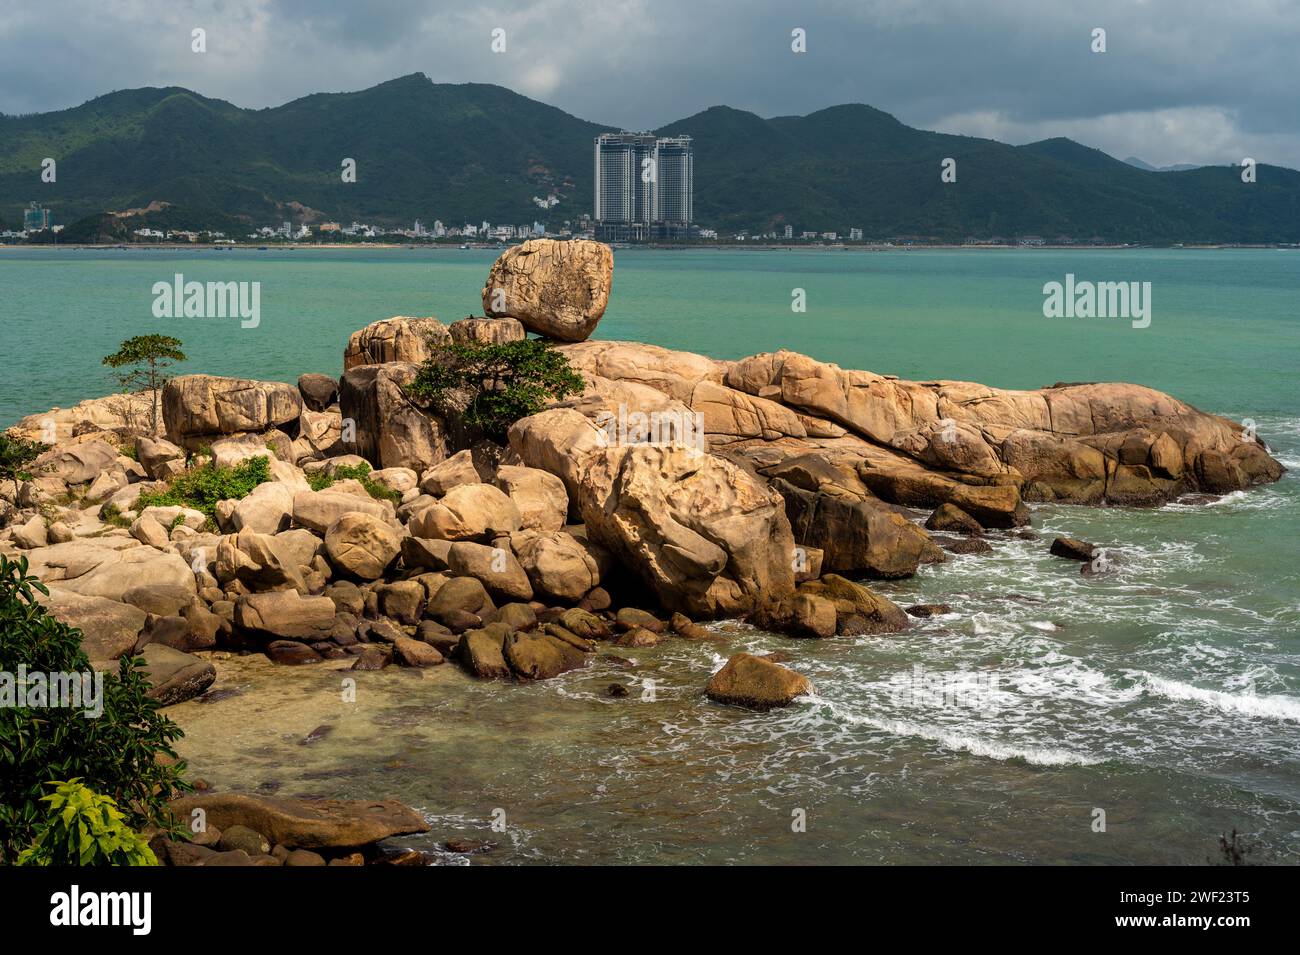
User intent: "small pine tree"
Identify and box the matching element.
[0,429,46,499]
[101,335,187,435]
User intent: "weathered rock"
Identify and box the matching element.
[393,636,444,668]
[906,603,953,618]
[134,436,187,480]
[493,465,568,532]
[613,626,662,648]
[128,514,170,549]
[458,628,511,679]
[577,444,796,617]
[140,644,216,705]
[291,489,392,535]
[377,580,424,624]
[419,450,481,496]
[449,316,527,345]
[503,631,587,679]
[1050,536,1097,561]
[235,591,336,641]
[162,375,301,451]
[400,535,451,572]
[446,541,533,602]
[789,592,838,638]
[230,481,295,535]
[925,503,984,535]
[615,607,665,633]
[40,589,147,663]
[297,373,339,412]
[23,540,197,605]
[33,439,120,486]
[218,825,271,856]
[338,361,447,472]
[408,483,521,541]
[324,512,400,580]
[343,316,451,369]
[512,531,601,602]
[168,793,430,849]
[482,238,613,342]
[426,575,495,620]
[799,574,910,636]
[705,653,812,710]
[558,607,610,642]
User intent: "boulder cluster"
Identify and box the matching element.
[2,238,1285,715]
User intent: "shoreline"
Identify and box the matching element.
[3,242,1298,253]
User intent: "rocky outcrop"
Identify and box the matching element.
[343,316,450,369]
[338,361,446,472]
[162,375,302,451]
[576,444,796,617]
[482,239,613,342]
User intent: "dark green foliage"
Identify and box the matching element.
[136,453,271,522]
[407,338,585,444]
[102,335,187,434]
[0,430,46,498]
[0,556,189,863]
[17,779,158,866]
[2,76,1299,242]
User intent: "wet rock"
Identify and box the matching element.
[613,626,662,648]
[615,607,665,633]
[942,537,993,556]
[705,652,813,711]
[905,603,953,618]
[218,824,270,856]
[140,644,217,705]
[393,636,444,668]
[799,574,909,636]
[925,503,984,535]
[1049,536,1097,561]
[669,612,713,641]
[458,628,511,679]
[503,631,587,679]
[606,683,630,698]
[559,607,610,642]
[169,792,430,849]
[265,640,323,665]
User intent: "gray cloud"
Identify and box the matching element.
[1,0,1297,169]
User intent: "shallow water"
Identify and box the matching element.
[6,246,1299,864]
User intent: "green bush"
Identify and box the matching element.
[0,556,189,863]
[406,338,585,444]
[17,779,158,866]
[306,461,401,503]
[136,454,272,523]
[0,430,46,499]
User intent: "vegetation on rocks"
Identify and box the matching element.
[407,338,584,443]
[136,454,271,523]
[306,461,401,503]
[101,335,188,435]
[0,429,46,498]
[0,556,189,863]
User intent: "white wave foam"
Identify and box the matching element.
[1140,674,1300,723]
[813,697,1101,767]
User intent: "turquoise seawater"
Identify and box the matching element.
[3,246,1298,864]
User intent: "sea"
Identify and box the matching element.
[2,245,1297,864]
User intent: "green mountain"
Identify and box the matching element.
[2,73,1297,242]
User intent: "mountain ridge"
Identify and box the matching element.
[3,73,1297,242]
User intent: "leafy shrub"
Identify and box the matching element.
[17,779,157,866]
[305,461,401,503]
[0,556,189,863]
[406,338,585,444]
[136,454,272,522]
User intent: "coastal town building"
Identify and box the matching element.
[23,202,51,232]
[594,132,694,241]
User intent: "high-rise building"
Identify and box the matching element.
[594,132,692,241]
[652,136,693,240]
[23,202,51,232]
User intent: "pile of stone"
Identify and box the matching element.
[1,237,1284,712]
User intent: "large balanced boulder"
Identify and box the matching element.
[324,512,400,580]
[168,793,430,849]
[705,653,812,711]
[343,316,450,370]
[338,361,447,472]
[481,238,613,342]
[162,375,301,451]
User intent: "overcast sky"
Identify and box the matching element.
[3,0,1298,170]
